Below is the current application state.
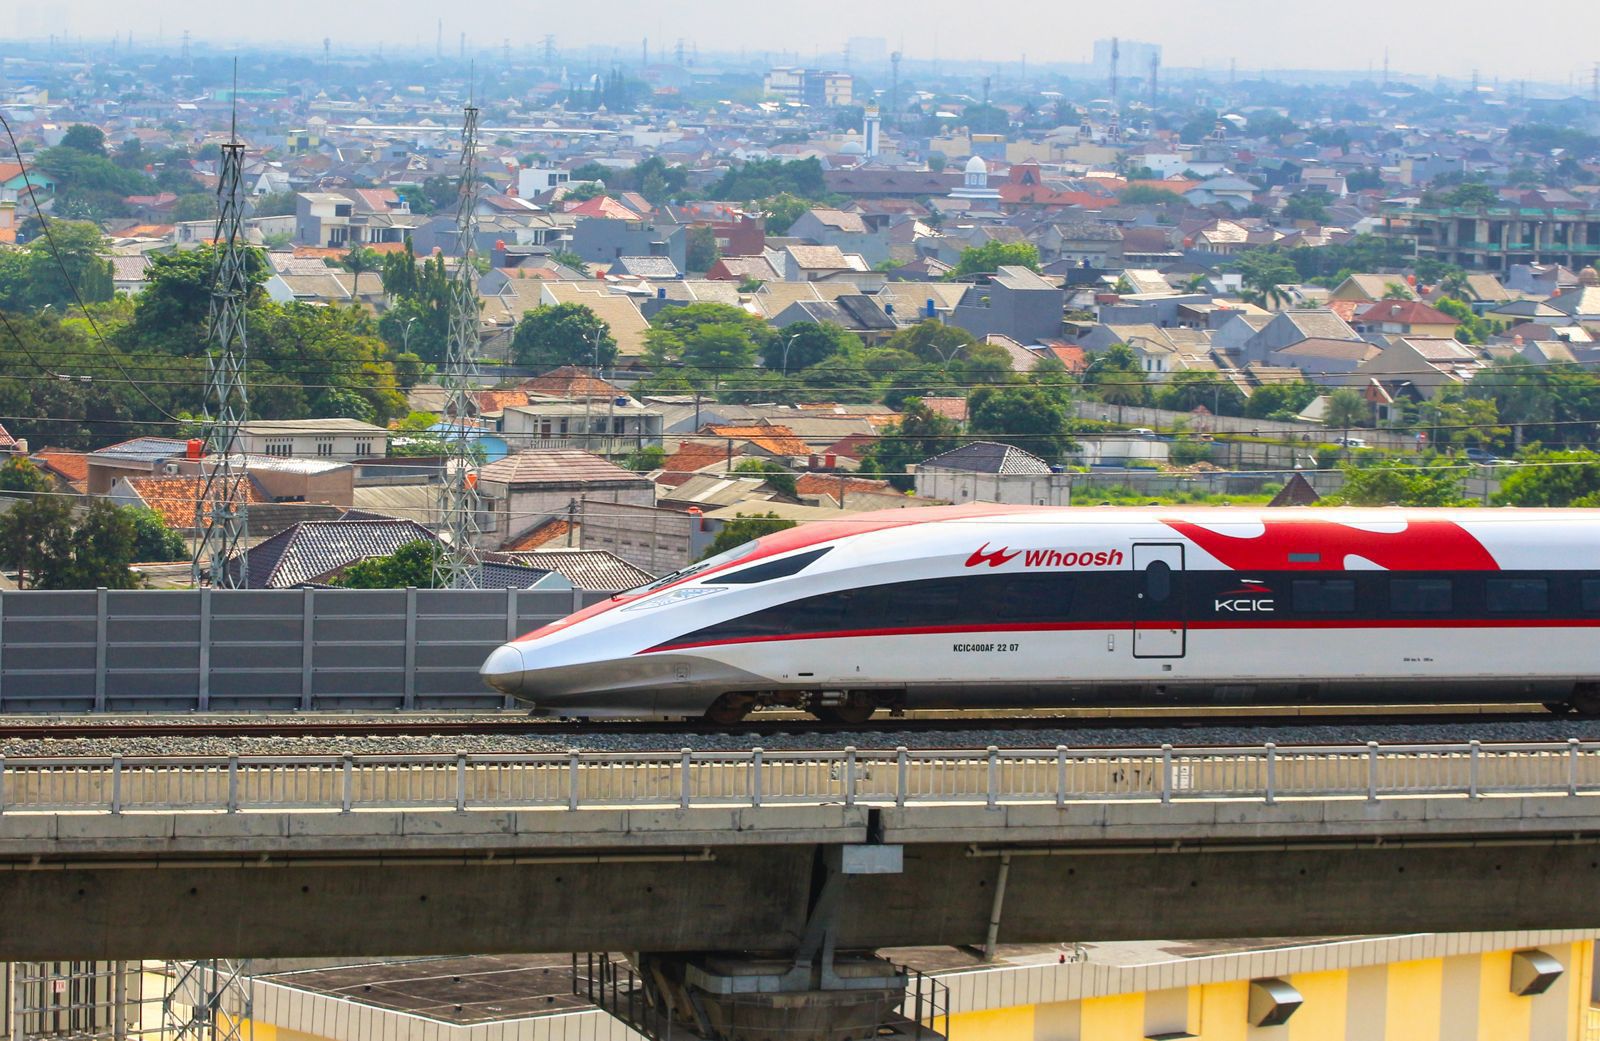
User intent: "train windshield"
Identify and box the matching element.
[614,541,762,598]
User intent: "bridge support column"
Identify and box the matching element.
[584,844,945,1041]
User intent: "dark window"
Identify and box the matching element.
[1486,578,1548,614]
[1292,579,1356,613]
[1143,560,1172,603]
[1584,579,1600,613]
[1390,578,1453,614]
[721,548,832,585]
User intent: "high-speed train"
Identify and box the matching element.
[479,504,1600,722]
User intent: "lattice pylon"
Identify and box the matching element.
[432,103,485,590]
[192,138,252,588]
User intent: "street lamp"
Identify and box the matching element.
[400,316,418,354]
[779,330,803,377]
[582,327,608,453]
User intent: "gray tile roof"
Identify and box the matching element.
[503,549,655,591]
[225,519,439,588]
[920,440,1052,475]
[91,437,190,461]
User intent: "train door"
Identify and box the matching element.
[1131,544,1186,658]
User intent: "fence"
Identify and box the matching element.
[0,588,609,713]
[0,741,1596,815]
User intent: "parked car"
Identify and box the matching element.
[1465,448,1503,466]
[1337,437,1367,449]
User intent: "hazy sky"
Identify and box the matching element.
[21,1,1600,86]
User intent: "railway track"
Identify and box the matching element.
[0,705,1567,743]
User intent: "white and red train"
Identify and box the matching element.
[479,505,1600,722]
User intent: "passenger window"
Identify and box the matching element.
[1390,578,1453,614]
[1143,560,1171,603]
[1292,579,1356,613]
[1585,580,1600,613]
[1486,578,1548,613]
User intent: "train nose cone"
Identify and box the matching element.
[480,643,527,695]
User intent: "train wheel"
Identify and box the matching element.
[810,696,876,725]
[1571,684,1600,718]
[1545,702,1574,716]
[701,693,755,726]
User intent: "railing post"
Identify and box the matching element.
[1468,741,1480,799]
[751,748,763,808]
[680,748,692,809]
[1569,738,1582,797]
[94,587,108,712]
[1160,745,1172,804]
[568,750,581,810]
[341,754,353,813]
[0,754,6,816]
[111,756,122,814]
[1366,741,1380,802]
[1264,743,1277,805]
[986,746,999,809]
[227,756,239,813]
[1056,746,1068,808]
[455,753,467,811]
[845,747,857,808]
[896,746,908,808]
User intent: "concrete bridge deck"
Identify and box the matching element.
[1,741,1597,959]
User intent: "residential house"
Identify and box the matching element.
[767,244,875,284]
[571,217,687,272]
[475,449,654,549]
[221,519,440,588]
[1351,300,1460,340]
[264,269,386,309]
[1545,286,1600,324]
[706,254,782,283]
[786,208,898,267]
[1267,339,1385,386]
[949,266,1066,345]
[1328,273,1417,303]
[294,190,418,248]
[575,500,718,575]
[1037,222,1124,268]
[108,474,269,535]
[699,423,813,463]
[914,441,1073,506]
[86,437,192,494]
[499,400,664,455]
[609,255,682,280]
[1238,310,1362,364]
[238,419,389,461]
[499,549,654,592]
[770,294,899,345]
[1354,338,1486,399]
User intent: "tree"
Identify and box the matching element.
[60,124,107,156]
[685,225,718,274]
[1082,344,1149,406]
[24,220,113,308]
[0,457,51,494]
[0,494,74,589]
[512,303,617,371]
[335,540,442,588]
[1330,461,1467,506]
[948,241,1040,279]
[1433,295,1495,344]
[734,459,798,496]
[644,302,771,384]
[762,322,861,373]
[172,193,216,223]
[125,507,187,561]
[708,158,828,201]
[759,193,812,236]
[1120,184,1183,206]
[867,398,961,490]
[1382,282,1413,300]
[969,385,1075,461]
[1243,380,1318,419]
[340,245,382,298]
[1235,249,1298,307]
[1325,388,1370,436]
[53,500,144,589]
[621,445,667,472]
[1155,370,1245,416]
[699,513,796,559]
[1492,452,1600,506]
[1284,193,1328,223]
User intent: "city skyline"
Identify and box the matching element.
[14,0,1600,86]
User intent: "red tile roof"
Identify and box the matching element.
[32,448,88,489]
[520,366,627,399]
[502,518,573,551]
[470,389,531,414]
[701,424,812,457]
[1356,300,1458,326]
[822,433,878,460]
[919,397,969,423]
[793,474,894,498]
[124,475,267,529]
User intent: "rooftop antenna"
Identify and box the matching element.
[193,59,251,589]
[434,96,484,590]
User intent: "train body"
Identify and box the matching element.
[479,505,1600,721]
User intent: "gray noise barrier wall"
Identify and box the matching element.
[0,587,608,713]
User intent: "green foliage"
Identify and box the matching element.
[60,124,107,155]
[1168,440,1216,466]
[1155,371,1245,416]
[866,398,961,491]
[709,158,828,201]
[959,103,1010,135]
[1507,124,1600,159]
[512,303,617,371]
[377,243,451,363]
[621,445,667,472]
[764,322,861,373]
[1119,184,1183,206]
[0,457,51,494]
[0,498,148,589]
[0,221,114,311]
[969,385,1075,462]
[699,513,796,559]
[340,245,382,294]
[403,175,463,215]
[1469,358,1600,444]
[125,507,187,561]
[1282,234,1411,285]
[644,303,771,387]
[581,156,687,202]
[1234,249,1298,306]
[1325,388,1370,431]
[1283,193,1328,223]
[1492,452,1600,506]
[1081,344,1150,406]
[948,241,1040,279]
[33,145,151,221]
[1432,295,1496,344]
[685,225,718,274]
[1328,461,1467,506]
[334,539,441,588]
[1243,380,1318,419]
[1430,182,1499,208]
[733,459,797,496]
[797,354,877,403]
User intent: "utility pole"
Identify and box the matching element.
[433,103,484,590]
[193,73,251,588]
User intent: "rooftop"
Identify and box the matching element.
[477,449,647,487]
[920,440,1052,475]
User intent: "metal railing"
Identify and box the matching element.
[0,740,1598,815]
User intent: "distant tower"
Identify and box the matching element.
[1109,37,1119,102]
[890,51,901,128]
[1382,48,1389,88]
[543,34,556,66]
[863,103,881,159]
[642,37,648,69]
[1149,52,1159,102]
[436,19,442,60]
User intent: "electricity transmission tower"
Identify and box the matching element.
[192,102,251,588]
[432,103,484,589]
[162,960,253,1041]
